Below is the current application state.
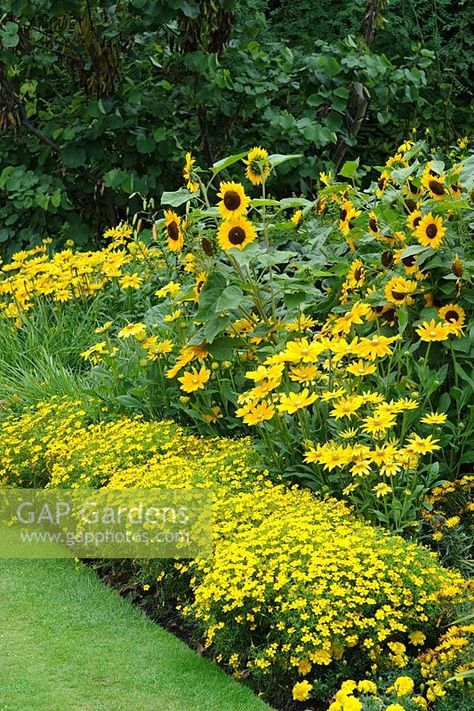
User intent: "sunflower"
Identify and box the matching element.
[384,276,417,306]
[376,170,390,196]
[217,216,257,251]
[368,211,379,236]
[339,200,361,235]
[217,181,250,220]
[194,271,207,302]
[164,210,184,251]
[421,171,446,200]
[406,210,422,232]
[183,152,199,193]
[414,213,446,249]
[243,147,271,185]
[439,303,465,334]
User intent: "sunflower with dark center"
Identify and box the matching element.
[384,276,417,305]
[194,271,207,302]
[439,303,465,334]
[217,181,250,220]
[415,213,446,249]
[217,216,257,251]
[422,172,446,199]
[368,211,379,235]
[164,209,184,251]
[243,146,271,186]
[407,210,422,231]
[339,200,361,236]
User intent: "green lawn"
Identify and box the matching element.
[0,559,273,711]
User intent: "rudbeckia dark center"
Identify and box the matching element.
[228,226,246,245]
[168,222,179,240]
[426,224,438,239]
[223,190,241,211]
[429,180,445,196]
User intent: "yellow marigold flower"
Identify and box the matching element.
[420,411,447,425]
[416,319,450,342]
[117,322,147,339]
[414,213,446,249]
[373,483,392,498]
[392,675,415,696]
[292,680,312,702]
[178,365,210,393]
[357,679,377,694]
[413,696,428,709]
[438,303,465,334]
[386,705,406,711]
[217,181,250,220]
[183,152,199,193]
[342,698,362,711]
[217,216,257,251]
[120,273,142,289]
[243,146,271,185]
[291,209,303,226]
[384,276,417,306]
[164,210,184,251]
[277,389,318,414]
[297,658,312,675]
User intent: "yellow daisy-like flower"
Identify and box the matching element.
[183,152,199,192]
[414,213,446,249]
[178,365,210,393]
[409,630,426,646]
[421,171,446,199]
[164,210,184,251]
[120,273,142,289]
[438,303,465,334]
[416,319,450,342]
[216,181,250,220]
[384,276,417,306]
[373,482,392,498]
[243,146,271,185]
[277,389,318,414]
[420,411,447,425]
[217,216,257,251]
[406,209,422,232]
[117,322,147,340]
[235,400,275,425]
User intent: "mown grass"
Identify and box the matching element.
[0,559,273,711]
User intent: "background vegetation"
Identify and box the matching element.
[1,0,472,253]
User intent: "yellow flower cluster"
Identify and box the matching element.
[0,243,131,322]
[327,676,428,711]
[418,622,474,699]
[0,397,467,703]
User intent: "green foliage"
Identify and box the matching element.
[0,0,462,252]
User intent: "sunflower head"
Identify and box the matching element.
[384,276,417,306]
[183,152,199,193]
[217,216,257,251]
[243,147,271,186]
[164,209,184,251]
[217,181,250,220]
[194,271,207,302]
[421,170,446,199]
[439,303,465,334]
[414,213,446,249]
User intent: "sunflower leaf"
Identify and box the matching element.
[161,188,195,207]
[211,151,248,176]
[268,153,302,168]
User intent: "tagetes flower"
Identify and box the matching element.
[164,210,184,251]
[292,680,312,702]
[384,276,417,306]
[409,630,426,645]
[217,216,256,250]
[243,146,270,185]
[391,676,415,697]
[416,319,450,342]
[277,389,318,414]
[183,152,199,193]
[217,181,250,220]
[438,303,465,334]
[415,213,446,249]
[178,365,210,393]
